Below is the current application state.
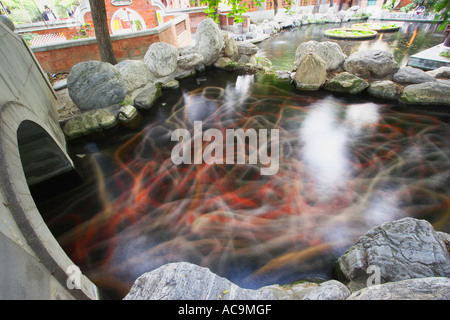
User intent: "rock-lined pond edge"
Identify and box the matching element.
[123,217,450,300]
[54,19,450,300]
[59,17,450,140]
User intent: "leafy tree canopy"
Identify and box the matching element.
[2,0,79,23]
[197,0,293,23]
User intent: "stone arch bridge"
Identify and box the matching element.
[0,21,98,299]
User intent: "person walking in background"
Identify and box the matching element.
[42,6,57,21]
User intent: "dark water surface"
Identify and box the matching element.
[35,26,450,300]
[257,20,446,70]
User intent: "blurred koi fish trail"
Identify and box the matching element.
[44,74,450,299]
[170,120,280,175]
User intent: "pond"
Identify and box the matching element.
[257,20,446,70]
[35,26,450,300]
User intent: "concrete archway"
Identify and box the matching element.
[0,101,99,300]
[0,21,98,299]
[17,120,74,188]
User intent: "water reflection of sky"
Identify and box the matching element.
[257,21,446,70]
[300,99,381,201]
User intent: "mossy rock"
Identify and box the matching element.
[324,72,369,94]
[399,82,450,106]
[214,57,238,70]
[63,110,118,140]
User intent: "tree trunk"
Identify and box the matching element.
[274,0,278,16]
[312,0,321,14]
[89,0,117,65]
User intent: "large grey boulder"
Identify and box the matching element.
[224,37,239,61]
[344,50,399,79]
[300,280,351,300]
[144,42,179,78]
[294,52,327,90]
[214,57,237,70]
[295,40,347,72]
[115,60,152,93]
[367,80,398,100]
[195,18,224,66]
[123,262,352,300]
[177,52,204,70]
[324,72,369,94]
[392,66,435,84]
[427,66,450,79]
[123,262,275,300]
[348,277,450,300]
[336,218,450,289]
[399,82,450,106]
[67,61,127,111]
[236,41,259,55]
[237,54,256,65]
[264,280,350,300]
[133,84,162,110]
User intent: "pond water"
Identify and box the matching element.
[35,24,450,300]
[257,20,446,70]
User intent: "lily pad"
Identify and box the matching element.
[351,23,401,32]
[324,28,378,40]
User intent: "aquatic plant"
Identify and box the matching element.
[324,28,378,40]
[351,23,401,32]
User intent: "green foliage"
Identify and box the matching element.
[195,0,295,23]
[325,29,377,38]
[433,0,449,30]
[2,0,79,23]
[3,0,41,21]
[22,32,39,45]
[399,3,415,12]
[69,23,93,40]
[397,0,443,15]
[255,56,272,68]
[54,5,69,19]
[284,0,294,15]
[382,0,400,11]
[410,0,436,13]
[195,0,264,23]
[135,19,143,31]
[78,23,92,36]
[439,51,450,59]
[380,23,399,28]
[120,97,133,106]
[355,23,400,30]
[8,8,32,24]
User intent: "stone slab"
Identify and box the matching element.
[407,44,450,70]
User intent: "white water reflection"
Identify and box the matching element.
[185,74,255,122]
[300,98,381,200]
[345,102,380,134]
[301,99,350,199]
[229,74,255,109]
